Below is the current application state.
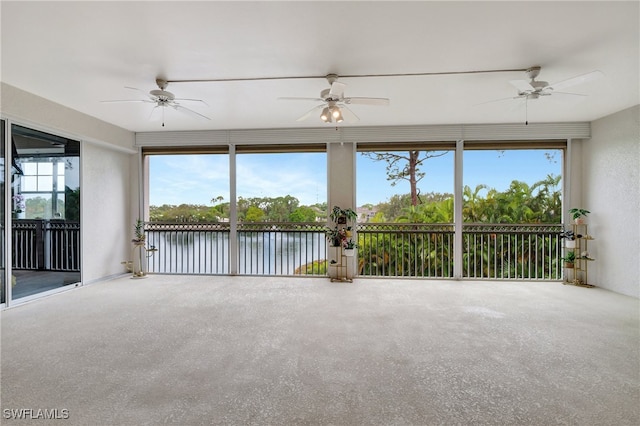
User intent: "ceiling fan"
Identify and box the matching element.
[479,66,603,124]
[508,66,603,101]
[101,78,210,127]
[279,74,390,123]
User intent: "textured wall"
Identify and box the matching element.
[584,105,640,297]
[82,144,132,283]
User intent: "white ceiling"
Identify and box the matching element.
[1,1,638,133]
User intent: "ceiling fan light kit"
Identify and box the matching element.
[279,73,390,124]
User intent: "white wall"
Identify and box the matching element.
[82,144,133,283]
[1,82,137,285]
[583,105,639,298]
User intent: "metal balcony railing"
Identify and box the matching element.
[143,222,564,280]
[462,224,563,280]
[237,223,327,275]
[9,220,80,272]
[145,222,230,274]
[357,223,455,277]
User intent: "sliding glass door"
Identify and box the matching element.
[1,120,5,305]
[9,125,81,300]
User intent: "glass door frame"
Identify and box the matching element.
[2,117,83,308]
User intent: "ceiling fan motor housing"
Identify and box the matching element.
[150,89,175,102]
[320,88,340,101]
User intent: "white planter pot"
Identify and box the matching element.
[344,248,355,257]
[566,240,576,249]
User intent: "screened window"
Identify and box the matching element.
[463,147,563,223]
[356,144,455,223]
[235,150,327,222]
[147,152,230,223]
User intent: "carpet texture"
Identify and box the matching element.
[1,275,638,425]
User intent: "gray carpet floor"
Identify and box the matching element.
[1,275,638,425]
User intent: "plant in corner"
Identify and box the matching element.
[132,219,146,244]
[569,208,590,224]
[561,250,576,267]
[559,228,582,248]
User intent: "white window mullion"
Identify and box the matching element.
[228,143,237,275]
[453,139,464,279]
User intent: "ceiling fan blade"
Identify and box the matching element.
[124,86,147,94]
[329,81,346,98]
[278,96,324,102]
[548,70,603,92]
[344,96,390,106]
[549,91,589,98]
[340,105,360,122]
[172,104,211,121]
[174,98,209,106]
[509,79,535,92]
[474,96,521,106]
[124,86,159,101]
[100,99,154,104]
[296,104,324,122]
[148,105,161,121]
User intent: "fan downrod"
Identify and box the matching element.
[156,78,169,90]
[525,66,541,80]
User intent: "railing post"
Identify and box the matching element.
[453,139,464,279]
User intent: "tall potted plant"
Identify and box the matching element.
[327,206,358,281]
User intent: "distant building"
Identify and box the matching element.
[357,206,378,222]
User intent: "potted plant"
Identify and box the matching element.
[326,227,347,247]
[343,239,358,256]
[561,250,576,268]
[326,206,357,247]
[569,208,590,224]
[132,219,146,244]
[327,206,358,280]
[329,206,358,224]
[559,229,580,248]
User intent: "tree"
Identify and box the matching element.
[362,150,448,206]
[289,206,317,222]
[245,205,265,222]
[463,184,488,222]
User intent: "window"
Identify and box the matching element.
[147,152,230,222]
[19,160,67,219]
[236,151,327,222]
[463,147,563,223]
[357,144,455,223]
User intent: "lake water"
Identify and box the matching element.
[146,231,327,275]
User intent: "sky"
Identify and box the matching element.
[149,149,562,207]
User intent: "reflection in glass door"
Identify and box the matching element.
[1,120,5,305]
[10,125,80,300]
